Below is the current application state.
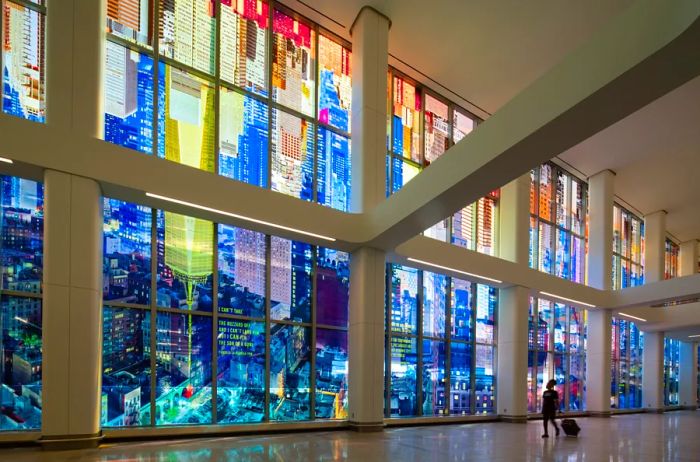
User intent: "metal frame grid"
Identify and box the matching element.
[610,317,644,410]
[104,0,351,210]
[529,162,589,284]
[384,263,498,419]
[612,203,645,289]
[102,202,349,429]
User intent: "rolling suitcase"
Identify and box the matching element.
[561,418,581,437]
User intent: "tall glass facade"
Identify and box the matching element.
[101,199,349,427]
[664,239,679,280]
[2,0,46,122]
[663,338,679,406]
[612,204,644,289]
[529,163,588,283]
[0,175,44,432]
[610,317,643,409]
[527,298,587,413]
[103,1,352,212]
[385,264,497,417]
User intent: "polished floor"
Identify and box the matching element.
[1,411,698,461]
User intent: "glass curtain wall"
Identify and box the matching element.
[386,69,498,256]
[529,163,588,283]
[0,175,44,432]
[527,298,587,413]
[103,0,352,212]
[612,204,644,289]
[1,0,46,122]
[664,239,679,280]
[101,198,349,428]
[663,338,679,406]
[385,264,497,418]
[610,317,643,409]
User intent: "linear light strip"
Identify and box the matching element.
[618,312,647,322]
[688,334,700,338]
[0,157,13,164]
[146,193,336,242]
[539,291,596,308]
[406,258,503,284]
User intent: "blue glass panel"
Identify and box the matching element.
[554,354,566,411]
[475,285,496,344]
[568,354,585,411]
[269,323,311,421]
[0,296,42,430]
[390,157,419,193]
[1,176,43,293]
[216,319,265,423]
[422,272,446,338]
[270,238,312,323]
[104,42,154,154]
[217,225,266,318]
[103,199,152,304]
[102,306,150,427]
[449,342,471,416]
[316,247,349,328]
[553,303,566,353]
[154,312,213,425]
[389,336,417,417]
[316,127,351,212]
[571,235,585,283]
[271,109,315,201]
[318,35,351,132]
[555,228,570,280]
[389,265,418,335]
[219,89,269,187]
[451,278,472,342]
[422,340,446,415]
[475,345,495,414]
[315,329,348,419]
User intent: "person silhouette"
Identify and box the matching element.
[541,379,560,438]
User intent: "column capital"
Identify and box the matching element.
[350,5,392,35]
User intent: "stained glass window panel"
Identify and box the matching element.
[316,247,349,328]
[154,312,213,425]
[538,222,553,274]
[102,306,150,427]
[476,197,496,256]
[0,296,42,431]
[220,0,268,95]
[390,157,420,193]
[157,64,216,172]
[553,303,567,353]
[538,164,553,221]
[571,236,585,284]
[272,9,315,116]
[422,340,446,415]
[157,211,214,312]
[158,0,216,74]
[103,199,152,304]
[555,171,570,229]
[106,0,153,46]
[217,225,266,318]
[451,278,472,341]
[271,109,315,200]
[475,285,496,344]
[316,127,351,212]
[389,336,417,417]
[1,176,43,294]
[449,342,471,416]
[422,272,446,338]
[318,35,351,132]
[218,88,269,187]
[315,329,348,419]
[391,75,421,163]
[2,2,45,122]
[269,323,311,421]
[104,43,155,154]
[389,265,418,335]
[475,345,495,414]
[569,354,585,410]
[423,94,449,165]
[555,228,570,280]
[270,237,312,323]
[452,108,475,143]
[216,319,265,423]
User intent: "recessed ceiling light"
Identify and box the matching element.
[618,312,647,322]
[688,334,700,338]
[0,157,13,164]
[539,291,596,308]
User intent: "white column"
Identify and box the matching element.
[586,309,612,416]
[587,170,614,290]
[679,240,699,277]
[498,173,530,264]
[642,331,665,412]
[41,171,103,447]
[679,341,698,410]
[644,211,666,284]
[46,0,105,137]
[348,6,390,431]
[496,286,529,421]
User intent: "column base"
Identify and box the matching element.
[348,421,385,432]
[499,415,528,423]
[588,411,612,418]
[39,432,103,451]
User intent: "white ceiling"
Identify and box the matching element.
[293,0,700,242]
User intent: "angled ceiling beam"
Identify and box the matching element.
[364,0,700,249]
